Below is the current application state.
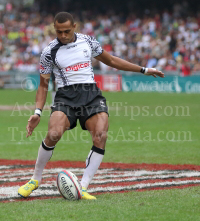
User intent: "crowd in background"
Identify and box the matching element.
[0,1,200,76]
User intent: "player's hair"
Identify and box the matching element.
[54,12,74,25]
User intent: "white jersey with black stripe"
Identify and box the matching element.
[40,33,103,88]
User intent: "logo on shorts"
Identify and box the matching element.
[83,49,89,57]
[100,100,106,107]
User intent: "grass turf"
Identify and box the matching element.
[0,90,199,164]
[0,89,200,221]
[1,187,200,221]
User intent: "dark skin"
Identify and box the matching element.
[54,20,76,44]
[26,20,164,150]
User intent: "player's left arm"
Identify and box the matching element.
[95,50,164,78]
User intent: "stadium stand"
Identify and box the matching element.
[0,0,199,75]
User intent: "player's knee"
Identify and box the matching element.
[47,128,63,142]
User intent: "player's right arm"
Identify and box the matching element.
[26,46,52,137]
[35,75,50,110]
[26,75,50,138]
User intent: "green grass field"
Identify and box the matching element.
[0,89,200,221]
[1,188,200,221]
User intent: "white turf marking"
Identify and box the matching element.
[89,180,200,193]
[92,170,192,179]
[1,166,200,201]
[0,168,192,178]
[1,179,200,200]
[91,172,200,184]
[1,169,200,183]
[1,171,200,184]
[0,166,15,170]
[0,168,114,179]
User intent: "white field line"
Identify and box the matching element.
[0,168,191,178]
[1,171,200,185]
[89,179,200,193]
[42,171,200,185]
[0,166,17,170]
[0,168,115,177]
[91,172,200,184]
[92,170,192,179]
[1,169,200,183]
[1,179,200,200]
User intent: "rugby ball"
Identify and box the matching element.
[57,170,82,200]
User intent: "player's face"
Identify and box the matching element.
[54,20,76,44]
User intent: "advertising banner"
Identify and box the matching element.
[94,75,103,90]
[103,75,121,91]
[122,75,200,93]
[25,74,121,92]
[94,74,121,91]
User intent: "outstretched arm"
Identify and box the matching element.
[95,50,164,78]
[26,75,49,137]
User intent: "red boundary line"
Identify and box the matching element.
[1,159,200,171]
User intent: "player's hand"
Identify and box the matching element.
[144,68,165,78]
[26,115,40,137]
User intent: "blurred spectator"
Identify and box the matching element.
[0,1,199,76]
[180,63,191,76]
[192,58,200,72]
[169,32,177,53]
[147,55,157,68]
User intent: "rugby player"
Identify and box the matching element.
[18,12,164,200]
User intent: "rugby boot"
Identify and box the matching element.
[82,187,96,200]
[18,179,39,198]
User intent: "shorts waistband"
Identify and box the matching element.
[58,83,96,90]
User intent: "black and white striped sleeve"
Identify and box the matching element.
[39,46,53,75]
[89,36,103,58]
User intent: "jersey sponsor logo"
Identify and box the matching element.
[65,62,89,72]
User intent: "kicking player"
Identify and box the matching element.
[18,12,164,200]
